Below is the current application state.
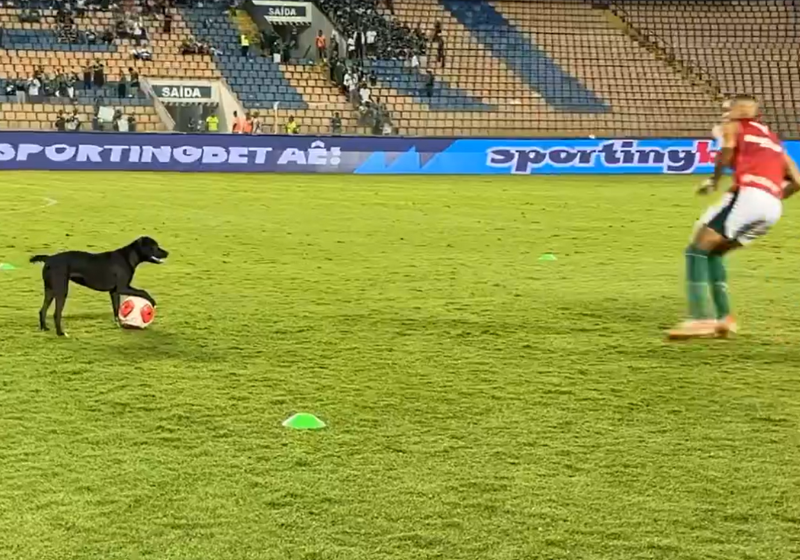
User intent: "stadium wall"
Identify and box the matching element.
[1,132,797,174]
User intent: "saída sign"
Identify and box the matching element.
[155,85,213,102]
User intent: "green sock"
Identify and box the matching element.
[685,245,711,319]
[708,253,730,319]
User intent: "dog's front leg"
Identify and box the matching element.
[110,291,121,324]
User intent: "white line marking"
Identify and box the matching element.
[0,196,59,215]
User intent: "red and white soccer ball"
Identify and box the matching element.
[118,296,155,329]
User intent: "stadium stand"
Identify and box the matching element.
[609,0,800,138]
[0,0,217,130]
[315,0,428,59]
[180,6,364,134]
[335,0,718,136]
[3,0,797,138]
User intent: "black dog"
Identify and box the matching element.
[30,236,169,337]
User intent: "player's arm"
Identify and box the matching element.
[698,120,738,195]
[782,153,800,199]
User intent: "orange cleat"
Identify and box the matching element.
[716,316,738,338]
[667,319,718,340]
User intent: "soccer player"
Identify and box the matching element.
[668,94,800,339]
[711,98,732,144]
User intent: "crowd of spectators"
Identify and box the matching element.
[13,0,179,59]
[180,38,219,55]
[4,65,80,101]
[52,103,137,132]
[328,52,392,135]
[315,0,426,60]
[2,60,148,106]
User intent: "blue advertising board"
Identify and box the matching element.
[0,132,797,174]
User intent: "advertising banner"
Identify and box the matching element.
[0,132,797,174]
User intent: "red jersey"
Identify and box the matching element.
[732,118,786,199]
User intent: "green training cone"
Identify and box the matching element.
[282,413,326,430]
[538,253,557,261]
[0,263,17,270]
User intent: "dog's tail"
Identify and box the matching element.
[29,254,49,264]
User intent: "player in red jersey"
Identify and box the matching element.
[668,95,800,339]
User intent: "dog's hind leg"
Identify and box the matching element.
[39,288,54,331]
[110,291,121,324]
[51,270,70,337]
[39,265,54,331]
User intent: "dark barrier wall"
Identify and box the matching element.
[0,131,782,174]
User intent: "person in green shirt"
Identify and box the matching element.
[205,113,219,132]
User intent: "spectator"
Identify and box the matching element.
[93,60,105,90]
[27,75,41,100]
[333,59,346,93]
[359,83,371,106]
[164,11,173,34]
[127,115,137,132]
[243,112,253,134]
[315,30,326,62]
[425,70,434,99]
[83,64,92,90]
[4,81,14,96]
[117,73,127,98]
[132,47,152,61]
[132,18,145,46]
[54,69,67,97]
[385,0,395,15]
[354,30,364,60]
[281,39,292,63]
[366,28,376,57]
[251,112,262,134]
[205,112,219,132]
[54,111,67,131]
[66,108,81,131]
[285,115,299,134]
[102,29,115,45]
[129,67,140,96]
[76,0,86,16]
[231,110,245,133]
[240,34,250,57]
[411,52,420,73]
[19,8,41,23]
[347,35,355,59]
[112,109,123,131]
[86,30,97,45]
[66,72,77,99]
[368,69,377,86]
[261,28,279,56]
[432,21,442,41]
[330,112,342,135]
[330,28,340,59]
[347,72,359,106]
[436,36,445,67]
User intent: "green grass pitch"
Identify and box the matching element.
[1,172,799,560]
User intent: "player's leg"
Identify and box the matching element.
[712,188,782,337]
[668,194,735,339]
[708,242,739,335]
